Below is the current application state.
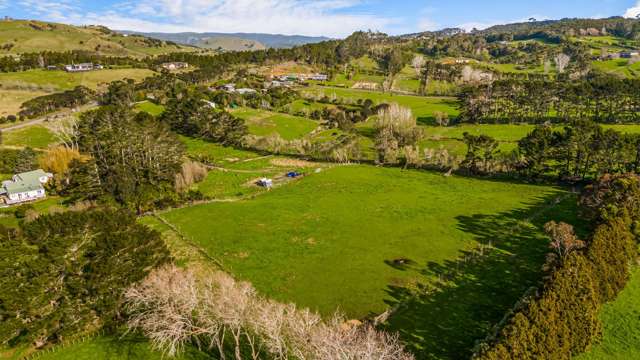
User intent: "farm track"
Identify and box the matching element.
[0,102,98,132]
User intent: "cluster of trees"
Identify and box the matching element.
[480,17,640,41]
[18,86,95,118]
[474,173,639,359]
[125,265,413,360]
[0,147,37,174]
[160,91,248,146]
[517,120,640,180]
[0,209,170,347]
[458,76,640,124]
[70,106,185,212]
[374,104,423,164]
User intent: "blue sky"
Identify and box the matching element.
[2,0,640,37]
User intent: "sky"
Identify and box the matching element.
[2,0,640,37]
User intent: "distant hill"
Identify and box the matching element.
[120,31,331,50]
[0,19,196,56]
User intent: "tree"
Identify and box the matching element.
[125,265,414,360]
[374,104,422,164]
[411,55,426,76]
[543,221,585,268]
[76,106,184,211]
[554,53,570,74]
[0,210,170,347]
[461,133,499,174]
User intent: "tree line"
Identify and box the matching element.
[458,76,640,124]
[474,173,639,359]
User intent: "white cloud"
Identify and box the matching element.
[20,0,399,38]
[624,1,640,18]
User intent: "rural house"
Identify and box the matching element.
[0,169,53,205]
[64,63,94,72]
[161,62,189,70]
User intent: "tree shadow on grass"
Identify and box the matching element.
[382,193,581,360]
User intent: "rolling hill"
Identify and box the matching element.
[0,19,196,56]
[120,31,330,50]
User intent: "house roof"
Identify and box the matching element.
[2,170,49,195]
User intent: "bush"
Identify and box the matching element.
[14,204,35,218]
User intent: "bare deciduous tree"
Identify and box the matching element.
[554,53,571,74]
[411,55,426,76]
[50,116,80,150]
[125,265,414,360]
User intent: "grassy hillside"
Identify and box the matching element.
[0,20,193,56]
[0,68,155,91]
[196,36,266,51]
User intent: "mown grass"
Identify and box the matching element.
[1,125,57,149]
[134,101,165,116]
[231,107,319,140]
[577,268,640,360]
[0,68,155,91]
[0,196,65,228]
[308,86,460,124]
[160,165,565,322]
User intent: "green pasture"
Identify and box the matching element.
[577,269,640,360]
[308,87,460,124]
[134,101,165,116]
[34,334,209,360]
[159,164,577,359]
[592,59,640,78]
[0,68,155,91]
[0,196,65,228]
[1,125,57,149]
[231,107,319,140]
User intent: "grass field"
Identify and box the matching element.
[231,107,319,140]
[1,125,57,149]
[0,69,155,91]
[577,268,640,360]
[592,59,640,78]
[308,87,460,124]
[134,101,166,116]
[0,89,51,117]
[0,196,66,228]
[158,164,579,359]
[34,334,209,360]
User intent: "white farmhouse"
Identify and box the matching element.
[0,170,53,205]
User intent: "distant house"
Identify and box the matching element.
[235,88,257,95]
[309,73,328,81]
[0,170,53,205]
[64,63,94,72]
[161,62,189,70]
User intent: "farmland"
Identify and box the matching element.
[0,68,155,91]
[158,164,573,359]
[231,107,319,140]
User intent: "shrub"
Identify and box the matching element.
[14,204,35,218]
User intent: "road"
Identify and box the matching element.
[0,102,98,132]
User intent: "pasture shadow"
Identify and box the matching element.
[382,193,581,360]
